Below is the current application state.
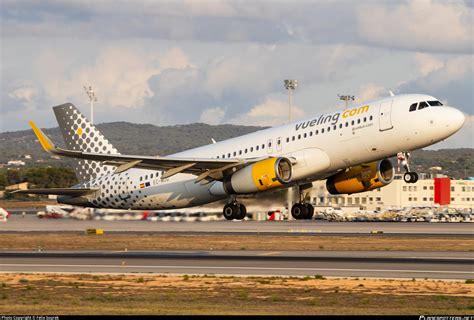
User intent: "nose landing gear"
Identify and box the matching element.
[398,151,418,183]
[403,171,419,183]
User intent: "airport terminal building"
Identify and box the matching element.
[309,174,474,211]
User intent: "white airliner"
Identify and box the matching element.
[17,94,464,220]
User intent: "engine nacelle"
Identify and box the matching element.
[223,157,292,194]
[326,159,394,195]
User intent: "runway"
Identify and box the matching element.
[1,250,472,279]
[2,215,473,234]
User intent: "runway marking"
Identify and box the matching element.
[257,251,282,256]
[0,264,472,275]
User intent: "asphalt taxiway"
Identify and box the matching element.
[2,215,473,235]
[1,250,472,279]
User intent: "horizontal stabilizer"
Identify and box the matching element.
[12,188,98,196]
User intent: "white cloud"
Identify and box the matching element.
[357,83,387,103]
[229,98,305,127]
[8,85,38,102]
[34,46,193,110]
[414,53,444,77]
[199,107,226,125]
[400,55,472,93]
[356,0,472,53]
[159,47,194,70]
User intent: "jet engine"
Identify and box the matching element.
[326,159,394,195]
[222,157,292,194]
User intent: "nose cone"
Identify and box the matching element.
[449,107,465,132]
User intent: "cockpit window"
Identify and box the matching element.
[418,101,429,110]
[409,103,417,112]
[428,100,443,106]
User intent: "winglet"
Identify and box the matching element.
[29,121,56,153]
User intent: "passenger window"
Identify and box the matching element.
[250,147,253,152]
[286,137,289,143]
[227,153,231,158]
[369,115,373,121]
[239,150,242,155]
[309,131,313,137]
[409,103,417,112]
[256,145,259,151]
[150,173,154,178]
[245,148,248,153]
[351,120,355,125]
[315,130,319,135]
[345,122,348,127]
[321,128,325,133]
[418,101,429,109]
[333,125,336,130]
[357,119,361,124]
[233,151,236,156]
[428,100,443,106]
[298,134,301,139]
[339,124,343,129]
[292,136,295,141]
[363,117,366,122]
[262,144,265,149]
[303,133,307,138]
[327,127,330,132]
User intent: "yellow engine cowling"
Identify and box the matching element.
[326,159,394,195]
[223,157,292,194]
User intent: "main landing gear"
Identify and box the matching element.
[398,151,418,184]
[290,187,314,220]
[223,198,247,220]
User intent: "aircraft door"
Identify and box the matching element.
[379,100,393,131]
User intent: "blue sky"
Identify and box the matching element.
[1,0,473,149]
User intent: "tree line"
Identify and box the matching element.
[0,167,78,190]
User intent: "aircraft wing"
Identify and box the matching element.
[29,121,264,181]
[12,188,98,196]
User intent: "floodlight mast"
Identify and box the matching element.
[284,79,298,220]
[84,86,98,124]
[284,79,298,123]
[338,94,355,108]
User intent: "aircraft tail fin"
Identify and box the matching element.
[52,103,120,183]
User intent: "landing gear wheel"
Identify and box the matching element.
[291,203,308,220]
[223,203,239,220]
[403,172,412,183]
[403,172,419,183]
[236,204,247,220]
[303,204,314,220]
